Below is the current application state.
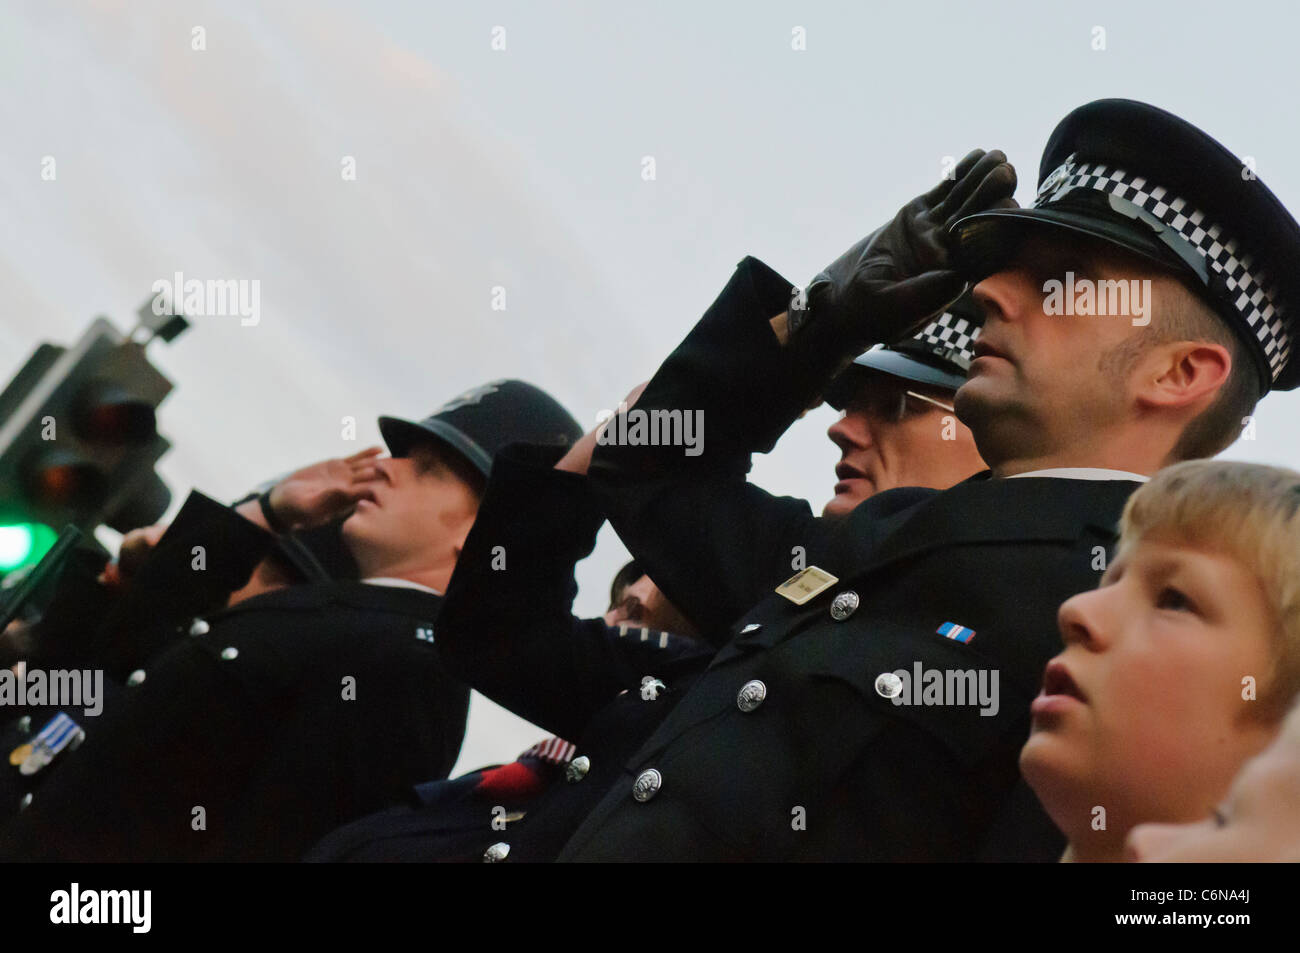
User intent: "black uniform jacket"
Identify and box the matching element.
[557,256,1141,861]
[310,444,708,862]
[0,491,469,861]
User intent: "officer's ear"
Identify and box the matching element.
[1132,339,1231,416]
[448,510,478,566]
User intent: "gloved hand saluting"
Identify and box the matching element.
[796,149,1017,348]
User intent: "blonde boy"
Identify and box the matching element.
[1020,459,1300,862]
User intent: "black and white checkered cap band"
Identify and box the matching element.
[912,310,981,371]
[1036,154,1290,381]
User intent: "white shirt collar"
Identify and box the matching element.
[1005,467,1150,483]
[362,577,443,596]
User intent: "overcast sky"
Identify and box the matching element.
[4,0,1298,772]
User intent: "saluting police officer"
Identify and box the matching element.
[305,420,710,862]
[307,325,994,863]
[561,100,1300,861]
[0,379,582,861]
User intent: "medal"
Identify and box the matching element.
[15,713,83,776]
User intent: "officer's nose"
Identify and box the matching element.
[372,457,399,485]
[971,267,1032,327]
[827,410,873,455]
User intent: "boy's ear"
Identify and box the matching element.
[1134,340,1232,413]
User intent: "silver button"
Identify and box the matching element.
[188,618,210,637]
[740,623,761,634]
[16,716,30,734]
[736,679,767,712]
[830,590,860,621]
[639,676,666,701]
[126,669,146,687]
[565,755,591,783]
[19,792,32,812]
[875,672,904,699]
[632,768,662,802]
[220,647,239,661]
[483,842,510,862]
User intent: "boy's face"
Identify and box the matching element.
[1125,704,1300,861]
[1020,535,1278,845]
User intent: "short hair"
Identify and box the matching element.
[1087,239,1261,461]
[1116,459,1300,717]
[1157,282,1262,461]
[609,559,644,611]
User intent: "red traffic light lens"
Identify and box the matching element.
[82,402,155,442]
[74,381,157,444]
[24,451,108,511]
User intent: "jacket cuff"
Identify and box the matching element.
[158,490,277,575]
[590,256,818,478]
[94,491,277,677]
[474,442,606,563]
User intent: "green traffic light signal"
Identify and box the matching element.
[0,522,57,573]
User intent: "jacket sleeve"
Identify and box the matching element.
[91,490,277,678]
[20,546,122,671]
[436,443,699,740]
[587,256,853,645]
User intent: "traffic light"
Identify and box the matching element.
[0,522,57,574]
[0,315,186,547]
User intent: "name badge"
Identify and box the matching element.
[774,566,839,605]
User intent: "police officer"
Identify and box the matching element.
[305,429,710,862]
[559,100,1300,861]
[306,337,990,862]
[822,294,987,515]
[0,379,582,861]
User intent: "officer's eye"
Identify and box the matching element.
[410,449,444,477]
[1155,586,1195,613]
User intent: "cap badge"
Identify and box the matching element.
[438,381,502,413]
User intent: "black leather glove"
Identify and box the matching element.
[797,149,1017,348]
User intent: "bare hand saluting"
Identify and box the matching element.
[266,446,385,531]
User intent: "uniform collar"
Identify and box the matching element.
[362,577,444,597]
[1004,467,1150,483]
[215,580,442,619]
